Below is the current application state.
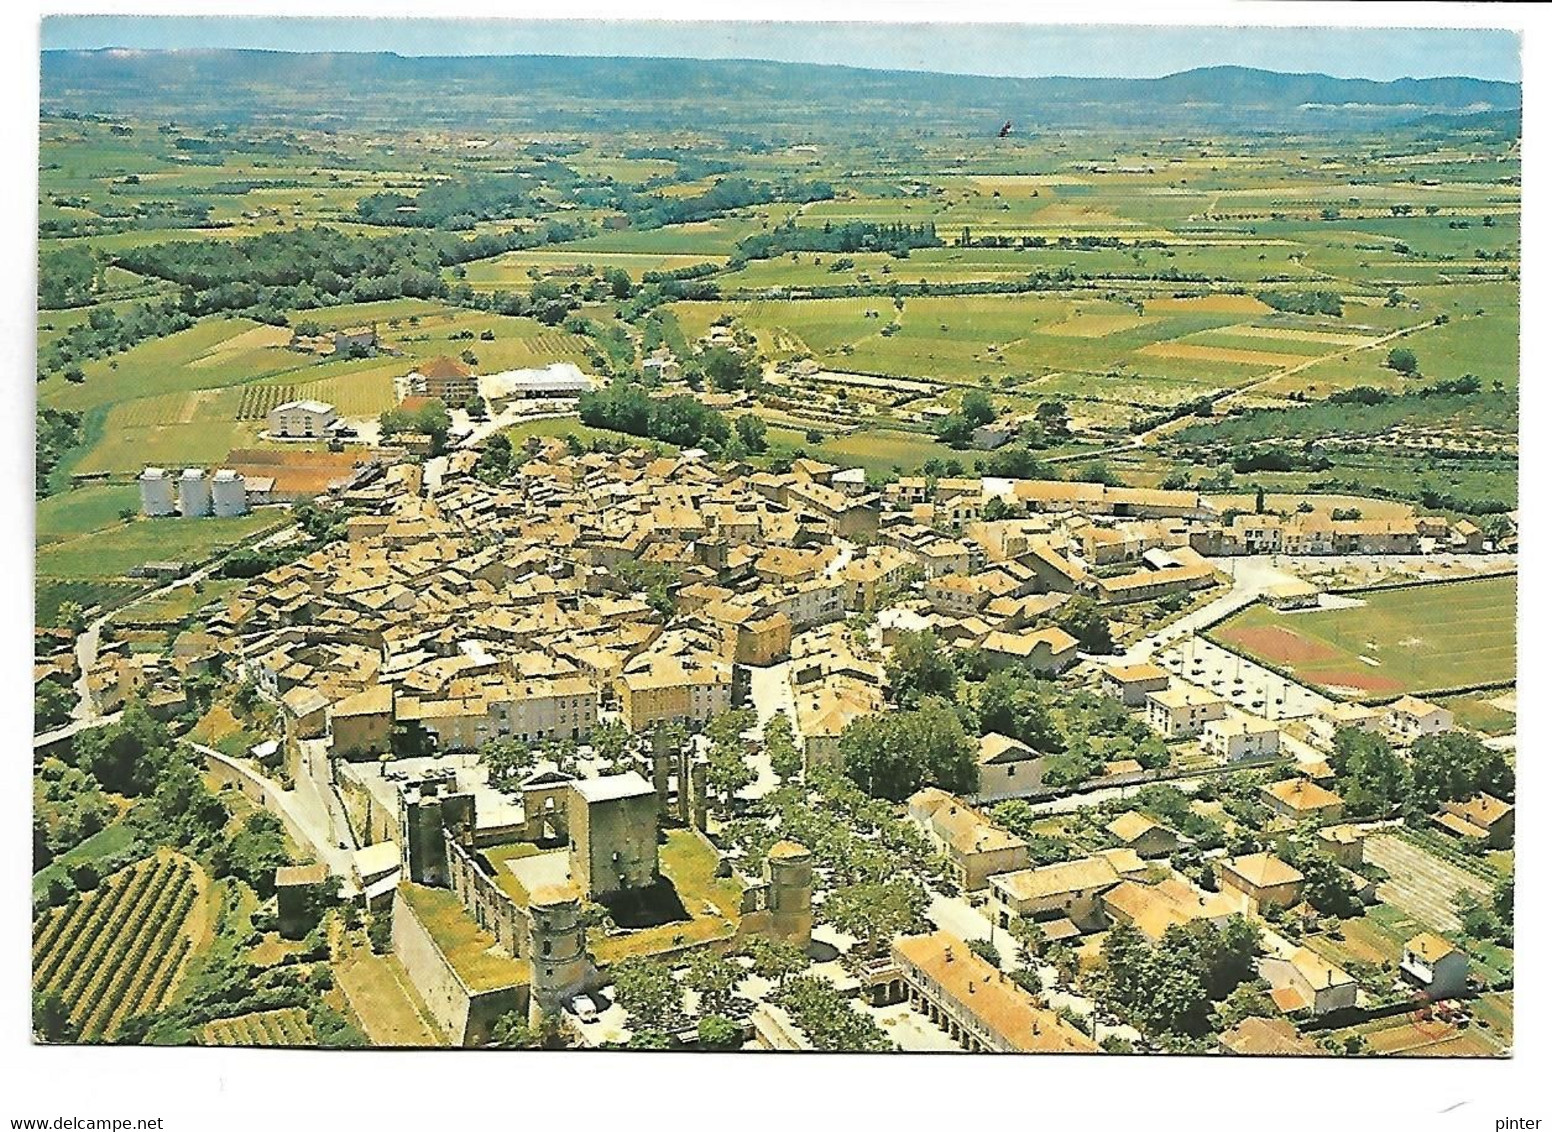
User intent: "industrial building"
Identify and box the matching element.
[138,467,176,516]
[140,466,250,518]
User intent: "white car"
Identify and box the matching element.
[571,995,598,1022]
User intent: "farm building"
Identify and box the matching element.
[267,399,338,439]
[410,356,478,405]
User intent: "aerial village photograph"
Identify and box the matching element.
[6,1,1545,1129]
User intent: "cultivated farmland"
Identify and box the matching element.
[201,1007,317,1047]
[31,852,203,1041]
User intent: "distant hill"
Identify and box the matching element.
[40,50,1521,136]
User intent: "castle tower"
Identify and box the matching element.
[405,795,449,886]
[675,745,691,826]
[765,841,814,950]
[650,735,672,821]
[527,882,591,1025]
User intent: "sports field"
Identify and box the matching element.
[1209,574,1516,699]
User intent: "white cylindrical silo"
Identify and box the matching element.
[139,467,176,517]
[210,469,248,517]
[177,468,211,518]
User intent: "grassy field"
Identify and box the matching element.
[335,950,444,1047]
[1436,690,1517,736]
[37,511,283,581]
[35,484,140,544]
[110,577,244,629]
[397,883,529,992]
[31,819,137,901]
[591,829,742,965]
[36,578,148,626]
[1209,574,1516,699]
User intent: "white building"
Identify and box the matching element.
[267,399,337,439]
[481,362,594,403]
[1145,685,1227,739]
[177,468,211,518]
[1400,933,1471,999]
[210,469,249,517]
[1203,714,1283,761]
[1387,695,1454,741]
[139,467,176,517]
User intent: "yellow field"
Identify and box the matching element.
[1029,204,1141,228]
[296,369,400,417]
[1041,314,1159,338]
[187,324,293,367]
[1228,325,1376,346]
[1143,294,1273,315]
[1139,341,1309,367]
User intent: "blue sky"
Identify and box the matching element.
[41,18,1520,82]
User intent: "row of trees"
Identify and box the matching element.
[1329,727,1514,821]
[731,219,940,263]
[578,381,731,449]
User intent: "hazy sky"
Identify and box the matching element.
[41,17,1521,82]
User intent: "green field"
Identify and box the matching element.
[37,512,283,582]
[36,484,140,544]
[1209,575,1516,699]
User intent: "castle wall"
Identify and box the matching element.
[446,835,528,958]
[391,887,525,1047]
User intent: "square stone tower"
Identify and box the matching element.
[566,772,659,900]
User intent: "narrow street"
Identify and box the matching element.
[188,739,357,888]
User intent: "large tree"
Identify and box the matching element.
[823,879,927,957]
[1330,727,1410,818]
[1055,597,1114,655]
[837,696,974,801]
[885,630,959,707]
[611,957,680,1032]
[1408,731,1514,810]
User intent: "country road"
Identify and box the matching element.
[190,739,358,888]
[69,520,300,722]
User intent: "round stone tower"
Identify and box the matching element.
[765,840,814,950]
[527,882,590,1024]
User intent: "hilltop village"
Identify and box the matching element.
[36,430,1514,1054]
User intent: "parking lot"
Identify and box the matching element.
[1155,636,1330,722]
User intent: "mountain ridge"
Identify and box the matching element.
[40,50,1520,134]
